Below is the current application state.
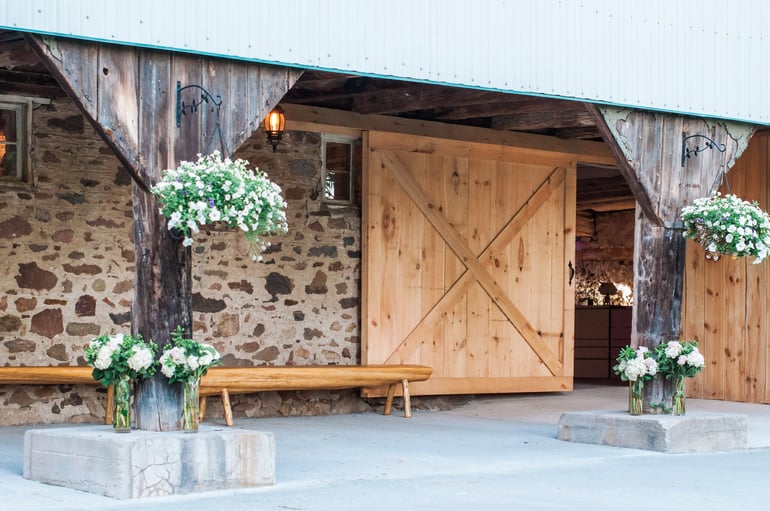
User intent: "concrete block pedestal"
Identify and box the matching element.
[558,410,748,452]
[24,425,275,499]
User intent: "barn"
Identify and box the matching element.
[0,0,768,426]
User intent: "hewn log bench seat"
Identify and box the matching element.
[0,366,114,424]
[199,364,433,426]
[0,366,96,385]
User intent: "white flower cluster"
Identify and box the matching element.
[159,346,217,378]
[92,334,123,370]
[85,332,158,386]
[681,193,770,263]
[127,345,155,372]
[151,151,289,262]
[159,337,221,384]
[662,340,705,368]
[616,347,658,382]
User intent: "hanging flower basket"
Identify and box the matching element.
[151,151,289,262]
[680,192,770,263]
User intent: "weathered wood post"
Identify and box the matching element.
[29,34,300,430]
[589,105,754,409]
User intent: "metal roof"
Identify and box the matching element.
[1,0,768,125]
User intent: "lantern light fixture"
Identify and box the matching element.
[264,106,286,152]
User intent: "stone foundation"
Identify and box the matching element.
[557,410,748,453]
[23,425,275,498]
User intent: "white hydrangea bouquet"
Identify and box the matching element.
[681,192,770,263]
[159,326,222,431]
[613,345,658,415]
[151,151,289,261]
[654,340,705,379]
[84,333,158,387]
[653,339,705,415]
[613,346,658,383]
[159,326,222,384]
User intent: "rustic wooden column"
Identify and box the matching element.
[29,34,300,430]
[588,105,754,408]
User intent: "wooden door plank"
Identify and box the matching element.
[439,155,469,377]
[734,139,767,403]
[381,150,563,374]
[723,159,747,401]
[703,256,726,400]
[488,163,514,377]
[361,132,373,364]
[420,154,448,372]
[683,238,707,397]
[561,163,577,375]
[396,151,427,363]
[466,159,494,376]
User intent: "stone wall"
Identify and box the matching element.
[0,97,369,426]
[574,210,635,306]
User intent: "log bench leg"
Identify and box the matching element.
[383,380,413,418]
[199,395,207,422]
[402,379,412,418]
[222,389,233,427]
[104,384,114,425]
[384,383,397,416]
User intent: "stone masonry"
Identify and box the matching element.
[574,210,635,306]
[0,97,369,426]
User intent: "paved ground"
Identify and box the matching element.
[2,384,770,510]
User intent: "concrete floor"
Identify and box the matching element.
[2,383,770,510]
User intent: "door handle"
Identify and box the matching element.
[568,261,574,287]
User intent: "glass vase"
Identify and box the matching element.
[672,375,686,416]
[113,375,132,433]
[628,378,644,416]
[182,378,200,432]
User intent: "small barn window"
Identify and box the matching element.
[0,101,25,180]
[322,135,361,205]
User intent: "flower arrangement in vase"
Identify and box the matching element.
[151,151,289,261]
[159,326,222,431]
[653,340,705,415]
[84,333,158,432]
[613,346,658,415]
[681,192,770,263]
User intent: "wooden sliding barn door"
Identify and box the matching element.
[362,131,576,396]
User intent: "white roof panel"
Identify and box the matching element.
[1,0,768,125]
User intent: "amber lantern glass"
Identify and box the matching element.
[264,106,285,152]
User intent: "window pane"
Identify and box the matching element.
[325,170,351,201]
[324,141,352,201]
[0,145,18,177]
[0,109,18,142]
[0,108,19,178]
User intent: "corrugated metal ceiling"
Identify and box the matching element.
[1,0,768,125]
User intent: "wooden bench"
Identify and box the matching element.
[0,364,433,427]
[199,364,433,426]
[0,366,97,385]
[0,366,115,424]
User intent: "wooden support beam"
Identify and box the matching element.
[284,103,616,166]
[592,104,755,410]
[586,103,661,225]
[491,110,596,131]
[28,33,300,431]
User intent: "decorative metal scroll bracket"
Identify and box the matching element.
[681,134,726,167]
[176,81,223,128]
